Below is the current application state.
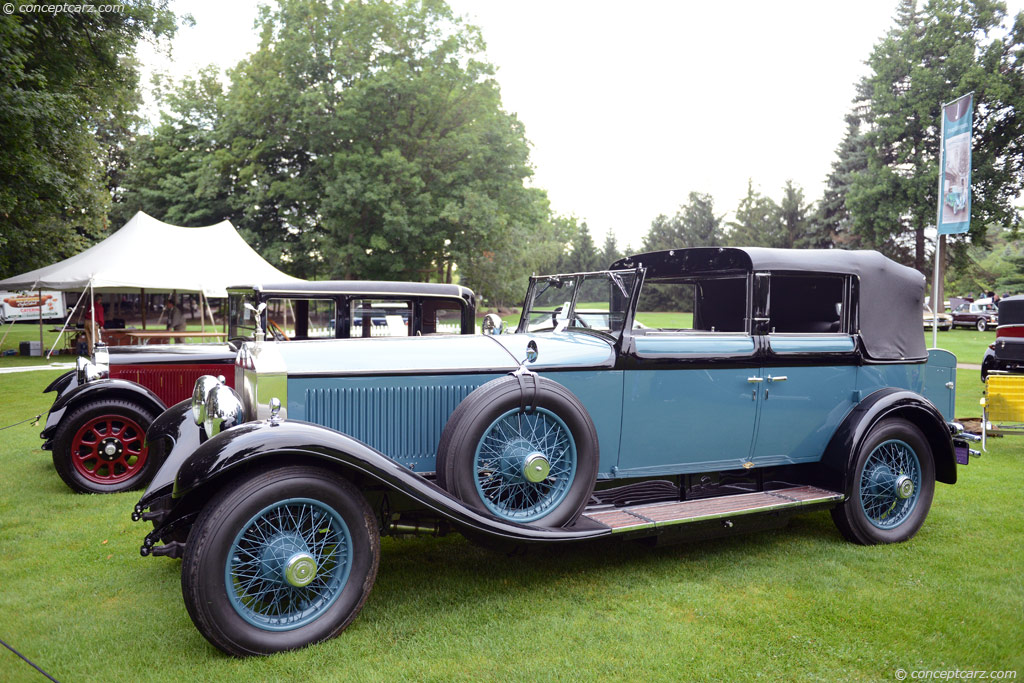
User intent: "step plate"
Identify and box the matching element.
[582,486,844,533]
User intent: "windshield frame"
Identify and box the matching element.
[515,267,644,338]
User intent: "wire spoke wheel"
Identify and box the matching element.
[474,408,577,522]
[831,417,935,545]
[227,498,352,631]
[858,439,921,529]
[181,467,379,656]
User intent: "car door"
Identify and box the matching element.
[749,273,858,465]
[617,273,761,475]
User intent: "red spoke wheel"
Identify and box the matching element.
[53,399,158,494]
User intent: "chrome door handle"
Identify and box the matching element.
[767,375,787,382]
[747,377,764,383]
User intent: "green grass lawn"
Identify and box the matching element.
[1,360,1021,680]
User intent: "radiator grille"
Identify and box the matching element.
[111,364,233,406]
[303,383,484,471]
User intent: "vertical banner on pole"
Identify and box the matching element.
[937,93,973,236]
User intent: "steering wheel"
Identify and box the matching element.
[267,320,291,341]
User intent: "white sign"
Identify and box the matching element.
[0,290,66,322]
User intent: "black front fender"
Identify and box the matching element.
[818,388,956,495]
[170,420,609,544]
[136,400,199,508]
[41,378,168,449]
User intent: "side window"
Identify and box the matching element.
[421,300,463,334]
[767,275,845,333]
[351,299,411,337]
[635,276,747,333]
[265,298,336,339]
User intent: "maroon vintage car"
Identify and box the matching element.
[40,281,476,493]
[951,299,999,331]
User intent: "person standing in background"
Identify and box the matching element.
[165,298,186,343]
[82,294,104,353]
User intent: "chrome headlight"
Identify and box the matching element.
[204,384,245,438]
[92,345,110,377]
[192,375,222,426]
[76,356,107,384]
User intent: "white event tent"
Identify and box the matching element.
[0,211,298,296]
[0,211,301,354]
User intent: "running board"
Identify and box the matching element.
[582,486,843,533]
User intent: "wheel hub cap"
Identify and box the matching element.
[894,474,914,500]
[284,553,318,587]
[99,437,122,461]
[523,453,550,483]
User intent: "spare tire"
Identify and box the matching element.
[436,374,598,527]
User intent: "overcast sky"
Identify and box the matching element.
[137,0,1023,250]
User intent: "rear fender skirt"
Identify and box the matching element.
[41,378,166,447]
[170,420,610,544]
[817,388,956,494]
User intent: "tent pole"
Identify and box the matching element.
[89,281,96,353]
[200,291,207,332]
[0,318,14,352]
[38,290,43,354]
[47,288,88,358]
[141,288,146,330]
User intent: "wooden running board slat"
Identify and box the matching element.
[582,486,843,533]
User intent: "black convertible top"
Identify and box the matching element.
[611,247,926,362]
[998,295,1024,325]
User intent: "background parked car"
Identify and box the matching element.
[923,305,953,331]
[981,295,1024,379]
[40,281,476,493]
[951,299,998,331]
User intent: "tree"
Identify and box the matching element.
[0,3,178,278]
[811,116,869,250]
[600,228,620,268]
[218,0,546,289]
[559,220,600,273]
[846,0,1024,271]
[112,67,236,229]
[726,180,782,247]
[780,181,813,248]
[643,192,724,252]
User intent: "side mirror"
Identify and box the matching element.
[482,313,504,335]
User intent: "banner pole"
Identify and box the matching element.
[932,101,947,350]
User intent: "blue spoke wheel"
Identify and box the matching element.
[226,498,352,630]
[182,466,379,656]
[473,408,578,523]
[437,375,598,528]
[831,418,935,545]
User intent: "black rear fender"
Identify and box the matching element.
[817,388,956,495]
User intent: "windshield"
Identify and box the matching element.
[518,270,640,337]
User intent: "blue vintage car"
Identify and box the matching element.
[134,247,974,656]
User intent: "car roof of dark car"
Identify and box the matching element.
[228,281,474,301]
[998,295,1024,323]
[609,247,926,363]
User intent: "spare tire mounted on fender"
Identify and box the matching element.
[436,374,598,527]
